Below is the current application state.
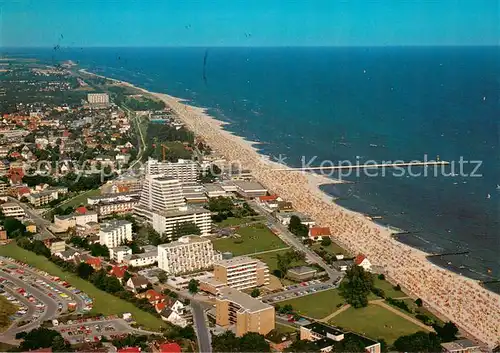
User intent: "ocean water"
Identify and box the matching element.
[5,47,500,290]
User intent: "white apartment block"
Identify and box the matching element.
[145,158,200,184]
[74,212,98,226]
[0,203,25,219]
[138,174,185,212]
[99,220,133,249]
[157,235,221,275]
[110,246,133,263]
[96,200,139,216]
[124,245,158,267]
[214,256,270,291]
[149,207,212,238]
[27,190,58,207]
[87,93,110,105]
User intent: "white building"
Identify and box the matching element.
[98,220,133,249]
[157,235,221,275]
[138,174,185,212]
[146,158,200,184]
[75,211,98,226]
[150,207,212,238]
[110,246,133,263]
[213,256,270,291]
[87,93,110,106]
[123,245,158,267]
[0,203,25,219]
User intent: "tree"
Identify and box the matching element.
[239,332,271,352]
[320,237,332,246]
[336,335,367,352]
[378,273,385,280]
[147,227,162,246]
[434,321,459,342]
[188,279,199,294]
[288,215,308,238]
[158,271,168,283]
[2,217,26,238]
[339,265,374,308]
[212,331,240,352]
[76,262,95,280]
[51,335,71,352]
[393,331,441,352]
[207,196,233,212]
[250,288,260,298]
[15,328,69,351]
[415,298,423,307]
[286,339,319,352]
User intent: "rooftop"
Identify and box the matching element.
[100,219,132,232]
[217,287,272,313]
[232,180,267,191]
[288,266,317,275]
[441,339,480,352]
[158,235,209,248]
[215,256,265,268]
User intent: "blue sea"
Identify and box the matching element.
[5,47,500,291]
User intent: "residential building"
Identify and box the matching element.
[98,220,133,249]
[276,212,315,227]
[216,287,275,337]
[0,182,7,195]
[43,238,66,254]
[182,183,208,204]
[212,256,270,291]
[87,93,110,107]
[157,235,221,275]
[110,246,133,263]
[159,300,189,327]
[137,174,185,212]
[300,322,381,353]
[232,180,268,198]
[88,191,140,205]
[441,339,480,353]
[354,254,372,271]
[167,272,215,291]
[308,227,331,241]
[55,249,79,261]
[126,275,150,293]
[95,199,139,216]
[27,190,58,207]
[0,203,25,219]
[0,227,7,241]
[123,245,158,267]
[146,158,200,184]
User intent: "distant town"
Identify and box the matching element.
[0,58,487,353]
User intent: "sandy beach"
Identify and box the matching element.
[81,70,499,347]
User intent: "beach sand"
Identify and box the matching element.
[81,70,500,347]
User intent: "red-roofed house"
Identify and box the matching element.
[158,343,181,353]
[86,256,102,270]
[155,302,166,313]
[16,186,31,199]
[354,254,372,271]
[117,347,141,353]
[109,265,128,282]
[75,206,88,215]
[308,227,331,241]
[258,195,278,202]
[144,289,166,305]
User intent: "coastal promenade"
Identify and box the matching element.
[153,92,500,347]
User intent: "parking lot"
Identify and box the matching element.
[0,257,93,338]
[262,279,339,303]
[55,318,135,345]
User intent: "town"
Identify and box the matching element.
[0,58,487,353]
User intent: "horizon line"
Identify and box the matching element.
[1,44,499,49]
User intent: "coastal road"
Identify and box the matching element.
[249,200,343,283]
[191,301,212,353]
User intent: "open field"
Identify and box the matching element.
[329,304,423,344]
[371,277,405,299]
[216,216,261,227]
[60,189,101,210]
[0,243,165,330]
[311,241,348,256]
[278,289,345,319]
[211,223,287,256]
[0,295,18,332]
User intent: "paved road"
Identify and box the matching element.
[249,201,344,282]
[191,301,211,353]
[262,281,339,303]
[0,271,58,338]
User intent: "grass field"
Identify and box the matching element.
[216,216,256,227]
[0,295,18,332]
[211,223,287,256]
[371,277,405,299]
[60,189,101,210]
[253,249,293,272]
[0,243,165,330]
[278,289,345,319]
[388,298,444,327]
[330,304,423,344]
[311,242,348,256]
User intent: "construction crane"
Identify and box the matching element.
[161,144,170,162]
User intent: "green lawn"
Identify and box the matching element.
[60,189,101,210]
[253,249,293,272]
[211,223,287,256]
[0,295,18,332]
[311,242,348,256]
[0,243,165,330]
[330,304,423,344]
[275,323,298,334]
[387,298,444,327]
[216,217,255,227]
[278,289,345,319]
[371,277,405,299]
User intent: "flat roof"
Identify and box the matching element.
[217,287,272,313]
[232,180,267,192]
[303,322,344,337]
[203,184,225,192]
[160,206,210,218]
[158,235,209,248]
[441,340,480,352]
[215,256,263,268]
[288,266,317,275]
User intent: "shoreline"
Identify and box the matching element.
[79,69,500,347]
